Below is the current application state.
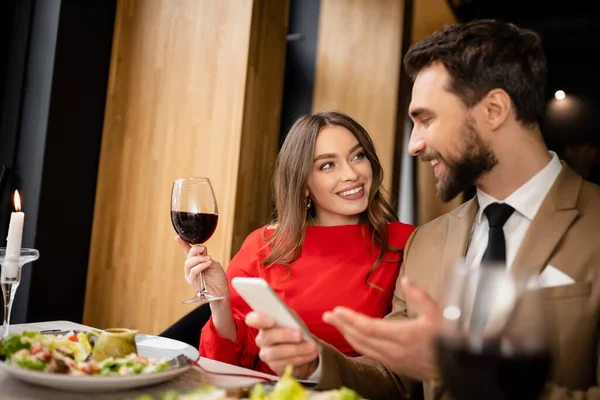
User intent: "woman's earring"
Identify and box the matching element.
[306,197,312,210]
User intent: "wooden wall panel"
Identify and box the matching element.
[311,0,404,194]
[412,0,456,43]
[84,0,288,335]
[232,0,290,254]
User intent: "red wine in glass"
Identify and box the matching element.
[171,177,223,304]
[436,261,552,400]
[436,336,551,400]
[171,212,218,245]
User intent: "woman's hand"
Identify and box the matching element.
[175,236,229,299]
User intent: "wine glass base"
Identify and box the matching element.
[182,292,224,304]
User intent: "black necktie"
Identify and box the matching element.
[469,203,515,335]
[481,203,515,264]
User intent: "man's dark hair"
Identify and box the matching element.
[404,19,547,125]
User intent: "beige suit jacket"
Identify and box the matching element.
[316,164,600,399]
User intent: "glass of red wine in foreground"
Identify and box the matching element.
[435,260,553,400]
[171,177,223,304]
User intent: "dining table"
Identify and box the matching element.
[0,320,278,400]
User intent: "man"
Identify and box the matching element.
[246,19,600,399]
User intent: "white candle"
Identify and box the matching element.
[5,190,24,260]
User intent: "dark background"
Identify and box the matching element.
[448,0,600,184]
[0,0,117,324]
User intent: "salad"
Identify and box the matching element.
[0,331,169,376]
[135,366,363,400]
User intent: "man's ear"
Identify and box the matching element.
[482,88,512,130]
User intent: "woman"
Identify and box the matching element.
[176,111,415,374]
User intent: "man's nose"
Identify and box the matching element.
[408,130,425,156]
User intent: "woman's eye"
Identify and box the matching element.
[320,162,333,170]
[352,152,365,161]
[421,118,432,127]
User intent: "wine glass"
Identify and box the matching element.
[171,177,223,304]
[435,260,553,400]
[0,248,39,339]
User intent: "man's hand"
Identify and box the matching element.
[323,277,442,381]
[245,312,319,379]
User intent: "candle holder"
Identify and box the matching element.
[0,248,39,339]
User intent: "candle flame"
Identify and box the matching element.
[14,190,21,211]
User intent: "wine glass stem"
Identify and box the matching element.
[198,272,206,295]
[1,282,18,339]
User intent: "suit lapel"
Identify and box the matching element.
[438,197,479,293]
[511,164,582,281]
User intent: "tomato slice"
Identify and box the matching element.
[30,343,42,354]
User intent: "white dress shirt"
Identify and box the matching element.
[464,151,563,269]
[309,151,563,381]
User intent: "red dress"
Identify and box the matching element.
[199,222,416,374]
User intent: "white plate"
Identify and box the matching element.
[0,333,199,393]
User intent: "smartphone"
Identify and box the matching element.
[231,277,314,343]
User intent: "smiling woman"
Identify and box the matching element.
[307,126,373,227]
[177,111,416,375]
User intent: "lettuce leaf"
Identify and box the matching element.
[249,383,267,400]
[333,387,362,400]
[13,354,46,371]
[269,365,308,400]
[0,332,40,358]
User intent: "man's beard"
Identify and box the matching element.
[421,118,498,203]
